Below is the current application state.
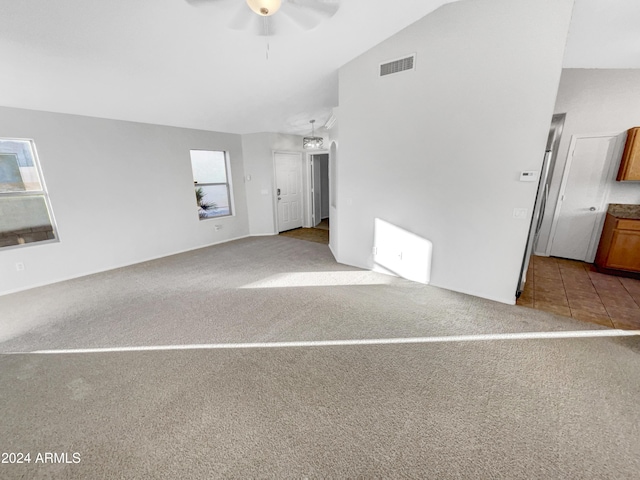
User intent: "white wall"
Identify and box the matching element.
[242,132,310,235]
[0,106,249,295]
[241,133,275,235]
[327,110,339,259]
[336,0,574,304]
[537,69,640,254]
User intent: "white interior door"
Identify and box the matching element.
[549,135,618,261]
[312,157,321,227]
[275,152,303,232]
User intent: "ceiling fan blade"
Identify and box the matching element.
[227,3,257,31]
[184,0,234,7]
[256,16,276,36]
[279,0,339,31]
[278,5,324,31]
[185,0,337,35]
[221,0,276,35]
[286,0,340,18]
[278,8,319,31]
[233,14,277,36]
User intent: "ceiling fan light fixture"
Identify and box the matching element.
[246,0,282,17]
[303,120,324,150]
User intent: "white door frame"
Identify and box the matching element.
[272,150,304,233]
[305,150,329,228]
[546,132,624,261]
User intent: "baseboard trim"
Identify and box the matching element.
[328,243,338,261]
[1,234,252,296]
[433,284,516,306]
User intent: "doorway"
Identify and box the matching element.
[274,152,303,233]
[276,151,330,245]
[517,113,565,296]
[547,133,623,262]
[310,153,329,229]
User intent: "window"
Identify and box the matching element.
[190,150,233,219]
[0,138,57,248]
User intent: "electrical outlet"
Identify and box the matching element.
[15,262,25,271]
[513,208,528,219]
[214,224,223,231]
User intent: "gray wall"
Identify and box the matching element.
[336,0,574,304]
[0,107,249,294]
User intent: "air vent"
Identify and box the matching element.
[379,54,416,77]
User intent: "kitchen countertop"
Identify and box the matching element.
[608,203,640,220]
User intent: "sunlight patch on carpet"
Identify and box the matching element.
[240,271,394,288]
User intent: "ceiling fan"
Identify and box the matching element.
[186,0,340,36]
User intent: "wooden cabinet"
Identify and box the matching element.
[617,127,640,181]
[595,213,640,273]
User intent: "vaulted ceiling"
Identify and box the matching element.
[0,0,638,135]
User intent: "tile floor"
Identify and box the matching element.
[517,255,640,329]
[279,225,329,244]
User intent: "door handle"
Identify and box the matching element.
[277,188,281,195]
[278,197,281,201]
[589,207,596,211]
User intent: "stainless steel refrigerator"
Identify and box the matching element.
[516,113,565,298]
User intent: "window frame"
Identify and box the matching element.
[0,137,59,250]
[190,149,234,220]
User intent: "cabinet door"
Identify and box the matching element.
[606,230,640,271]
[617,127,640,181]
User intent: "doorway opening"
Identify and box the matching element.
[274,151,304,234]
[276,151,330,245]
[516,113,566,297]
[515,116,640,330]
[310,153,329,229]
[546,133,624,262]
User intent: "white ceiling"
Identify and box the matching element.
[562,0,640,68]
[0,0,638,135]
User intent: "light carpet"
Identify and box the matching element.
[0,236,639,478]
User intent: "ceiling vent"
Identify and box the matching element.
[379,54,416,77]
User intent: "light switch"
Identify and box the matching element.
[520,171,539,182]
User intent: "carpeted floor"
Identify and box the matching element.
[1,236,639,479]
